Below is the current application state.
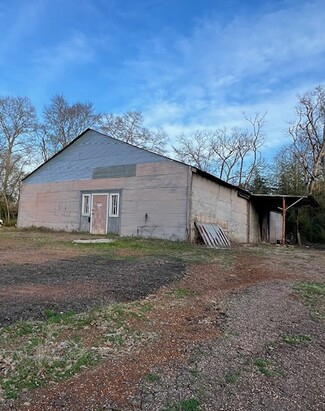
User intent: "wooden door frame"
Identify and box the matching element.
[90,193,109,234]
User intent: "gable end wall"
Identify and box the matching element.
[18,161,190,241]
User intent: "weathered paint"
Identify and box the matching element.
[18,129,262,244]
[91,194,108,234]
[269,211,282,243]
[92,164,136,179]
[18,160,189,241]
[24,130,167,185]
[189,172,260,243]
[248,202,261,243]
[119,162,189,240]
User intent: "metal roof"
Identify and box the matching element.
[22,128,250,193]
[251,194,319,211]
[20,129,320,210]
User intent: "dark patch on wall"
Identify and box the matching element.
[92,164,136,179]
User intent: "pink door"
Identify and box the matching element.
[91,195,108,234]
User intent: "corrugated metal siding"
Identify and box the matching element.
[195,222,231,248]
[24,130,167,185]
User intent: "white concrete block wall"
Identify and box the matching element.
[120,162,188,240]
[249,203,261,243]
[269,211,282,243]
[190,173,260,243]
[18,161,189,240]
[18,156,262,243]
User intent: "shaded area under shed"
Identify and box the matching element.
[251,194,319,244]
[251,194,318,210]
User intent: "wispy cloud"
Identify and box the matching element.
[127,0,325,153]
[1,0,324,160]
[35,33,94,75]
[0,0,45,60]
[27,33,97,99]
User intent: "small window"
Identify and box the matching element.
[109,193,119,217]
[82,194,91,216]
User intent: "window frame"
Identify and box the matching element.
[81,194,91,216]
[109,193,120,217]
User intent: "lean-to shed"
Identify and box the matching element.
[18,129,269,244]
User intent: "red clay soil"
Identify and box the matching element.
[0,238,86,265]
[7,248,324,411]
[0,282,103,301]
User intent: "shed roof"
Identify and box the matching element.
[251,194,319,212]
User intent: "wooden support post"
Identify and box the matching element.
[296,208,302,245]
[281,196,286,245]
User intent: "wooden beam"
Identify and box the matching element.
[281,196,286,245]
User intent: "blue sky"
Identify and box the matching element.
[0,0,324,156]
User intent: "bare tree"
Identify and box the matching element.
[272,147,306,195]
[289,85,325,195]
[172,130,213,171]
[173,113,266,187]
[98,111,168,155]
[41,95,101,161]
[209,127,245,182]
[241,112,266,187]
[0,96,37,222]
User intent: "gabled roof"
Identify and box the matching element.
[24,129,316,208]
[23,128,170,184]
[23,128,91,181]
[22,128,247,193]
[23,128,318,211]
[23,128,167,182]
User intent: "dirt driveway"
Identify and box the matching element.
[0,229,324,411]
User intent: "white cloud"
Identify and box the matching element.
[35,33,93,69]
[0,0,45,60]
[127,0,325,158]
[30,33,95,96]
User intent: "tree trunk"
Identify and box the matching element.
[3,192,10,223]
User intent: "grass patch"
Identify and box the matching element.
[294,282,325,297]
[293,281,325,320]
[266,341,277,351]
[163,398,201,411]
[12,322,35,337]
[1,342,85,399]
[253,358,277,377]
[0,227,235,266]
[106,332,125,347]
[282,334,312,346]
[166,287,197,299]
[44,309,77,324]
[11,229,225,263]
[0,300,154,400]
[137,301,153,314]
[144,372,160,383]
[70,235,225,263]
[224,369,241,384]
